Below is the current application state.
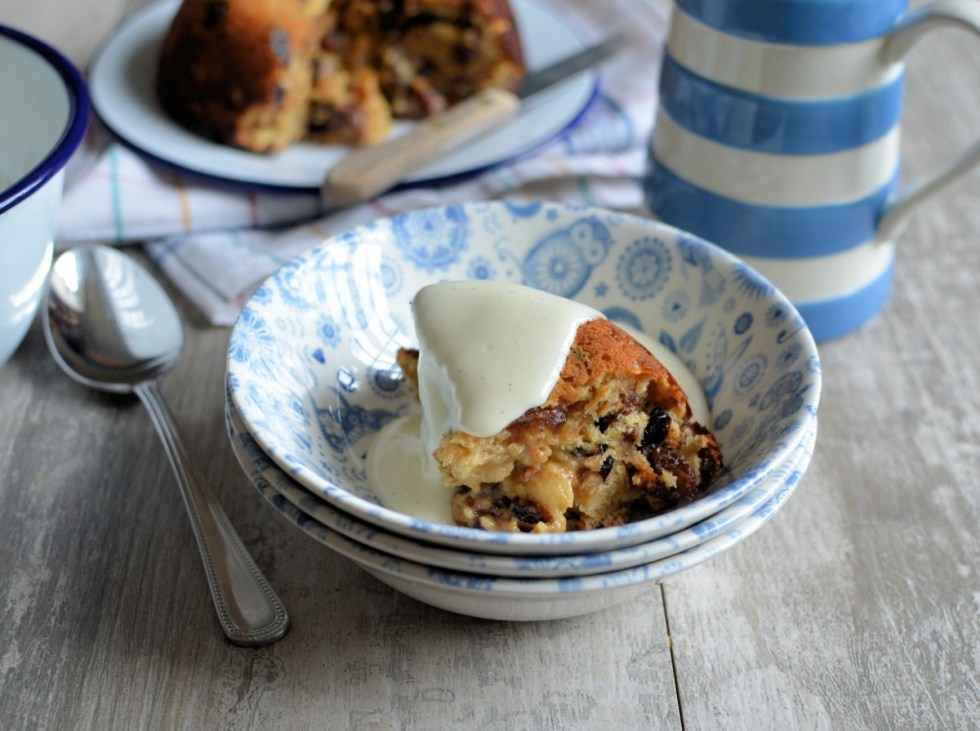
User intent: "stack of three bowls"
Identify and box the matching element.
[224,201,821,621]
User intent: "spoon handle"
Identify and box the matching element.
[135,381,290,646]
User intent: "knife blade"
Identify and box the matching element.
[321,35,625,206]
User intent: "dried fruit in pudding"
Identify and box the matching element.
[396,281,723,533]
[157,0,526,152]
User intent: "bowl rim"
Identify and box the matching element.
[246,428,811,597]
[227,200,822,554]
[0,24,90,214]
[227,383,817,577]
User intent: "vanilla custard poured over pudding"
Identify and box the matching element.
[413,281,600,460]
[366,281,723,532]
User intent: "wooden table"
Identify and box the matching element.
[2,1,978,728]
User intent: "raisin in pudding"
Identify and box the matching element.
[369,281,723,534]
[157,0,526,152]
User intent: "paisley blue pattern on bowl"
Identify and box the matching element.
[226,201,821,555]
[226,386,816,578]
[229,395,811,620]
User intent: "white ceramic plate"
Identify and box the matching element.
[233,413,809,621]
[88,0,598,192]
[226,201,821,555]
[226,384,817,578]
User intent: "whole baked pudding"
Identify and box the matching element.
[156,0,526,151]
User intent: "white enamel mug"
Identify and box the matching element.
[646,0,980,342]
[0,25,88,367]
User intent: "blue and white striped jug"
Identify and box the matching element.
[646,0,980,342]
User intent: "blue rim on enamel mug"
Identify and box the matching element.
[0,25,89,367]
[646,0,980,342]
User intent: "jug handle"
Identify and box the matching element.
[877,0,980,241]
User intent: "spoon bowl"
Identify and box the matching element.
[44,245,289,646]
[46,245,182,391]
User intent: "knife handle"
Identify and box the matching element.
[321,87,520,205]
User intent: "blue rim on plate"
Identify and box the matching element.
[0,25,89,214]
[87,0,600,194]
[226,385,817,578]
[226,201,822,555]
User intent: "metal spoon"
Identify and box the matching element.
[43,245,289,646]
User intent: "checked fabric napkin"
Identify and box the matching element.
[56,0,669,325]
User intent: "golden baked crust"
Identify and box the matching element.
[398,318,724,533]
[157,0,327,152]
[157,0,525,152]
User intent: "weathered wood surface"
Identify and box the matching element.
[1,1,978,729]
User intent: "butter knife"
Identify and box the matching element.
[321,35,625,205]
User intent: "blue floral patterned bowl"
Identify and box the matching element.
[227,385,817,579]
[227,392,815,621]
[226,201,821,555]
